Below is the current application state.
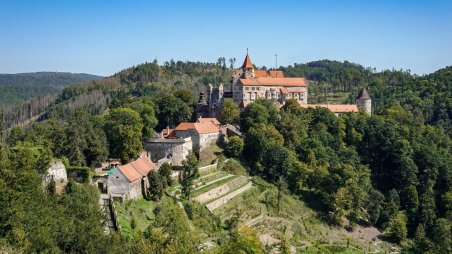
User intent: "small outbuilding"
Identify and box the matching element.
[107,153,155,201]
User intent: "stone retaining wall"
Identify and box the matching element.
[206,182,252,212]
[193,176,248,204]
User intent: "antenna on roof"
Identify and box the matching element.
[247,48,249,55]
[275,54,278,69]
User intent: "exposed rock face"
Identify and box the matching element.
[46,161,68,183]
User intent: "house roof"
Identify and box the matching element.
[280,88,289,94]
[118,164,142,182]
[161,128,175,138]
[117,153,155,182]
[299,104,359,113]
[356,87,371,100]
[239,77,307,87]
[254,70,268,77]
[194,122,219,134]
[175,122,196,131]
[269,70,284,78]
[175,121,219,134]
[130,157,154,176]
[197,117,220,126]
[241,54,253,69]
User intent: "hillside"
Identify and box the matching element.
[0,59,450,253]
[0,72,102,107]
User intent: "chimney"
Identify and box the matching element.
[166,126,170,137]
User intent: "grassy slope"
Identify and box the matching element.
[115,197,161,238]
[214,177,392,253]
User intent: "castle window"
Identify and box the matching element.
[252,87,255,91]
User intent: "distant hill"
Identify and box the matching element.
[0,72,102,106]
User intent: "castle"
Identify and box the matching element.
[197,52,371,117]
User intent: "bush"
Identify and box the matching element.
[66,166,92,183]
[223,159,248,176]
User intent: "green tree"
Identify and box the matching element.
[156,94,193,129]
[141,104,158,138]
[220,99,240,125]
[104,107,143,164]
[254,98,279,125]
[123,97,158,137]
[146,199,198,254]
[225,136,244,158]
[159,162,173,187]
[430,218,451,253]
[243,124,284,165]
[180,152,199,200]
[386,212,408,243]
[147,171,163,201]
[222,225,264,254]
[174,88,196,105]
[240,102,269,133]
[6,127,25,146]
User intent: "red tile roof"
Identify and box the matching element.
[118,153,155,182]
[161,128,175,138]
[175,121,219,134]
[241,54,253,68]
[254,70,268,77]
[175,122,196,131]
[299,104,359,113]
[240,77,307,87]
[269,70,284,78]
[118,164,142,182]
[197,117,220,126]
[194,122,219,134]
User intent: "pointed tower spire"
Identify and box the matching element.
[241,50,253,69]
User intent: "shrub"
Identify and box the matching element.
[66,166,92,183]
[223,159,248,176]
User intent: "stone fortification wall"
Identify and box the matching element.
[46,161,67,182]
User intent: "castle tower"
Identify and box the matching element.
[218,83,224,100]
[241,53,255,78]
[356,87,371,114]
[206,83,214,106]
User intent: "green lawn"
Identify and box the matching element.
[115,196,167,238]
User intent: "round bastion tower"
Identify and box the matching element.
[356,87,371,114]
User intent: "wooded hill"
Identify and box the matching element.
[0,72,102,107]
[0,58,450,253]
[2,58,450,134]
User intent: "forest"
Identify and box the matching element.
[0,72,102,107]
[0,58,450,253]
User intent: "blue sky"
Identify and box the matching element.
[1,0,451,76]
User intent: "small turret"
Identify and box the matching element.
[356,87,371,114]
[241,52,255,78]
